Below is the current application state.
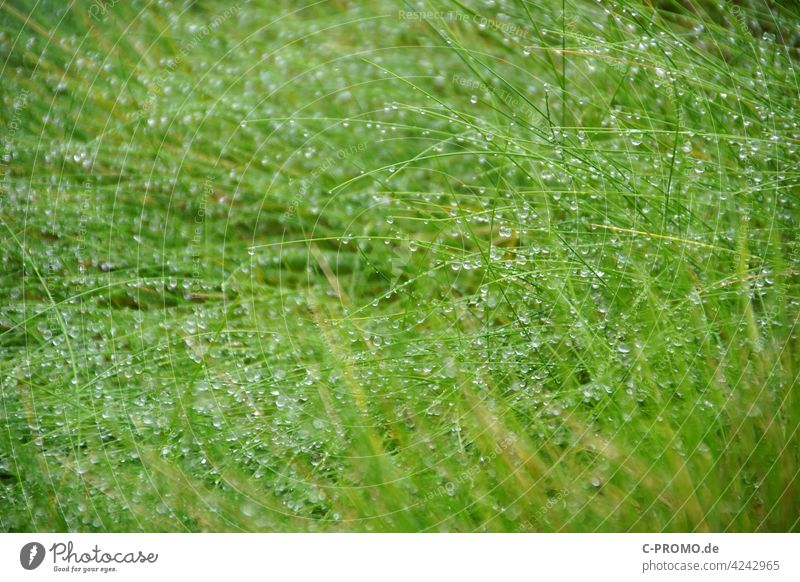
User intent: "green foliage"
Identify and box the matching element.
[1,0,798,532]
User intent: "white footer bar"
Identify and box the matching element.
[1,534,797,581]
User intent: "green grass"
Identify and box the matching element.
[1,0,798,532]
